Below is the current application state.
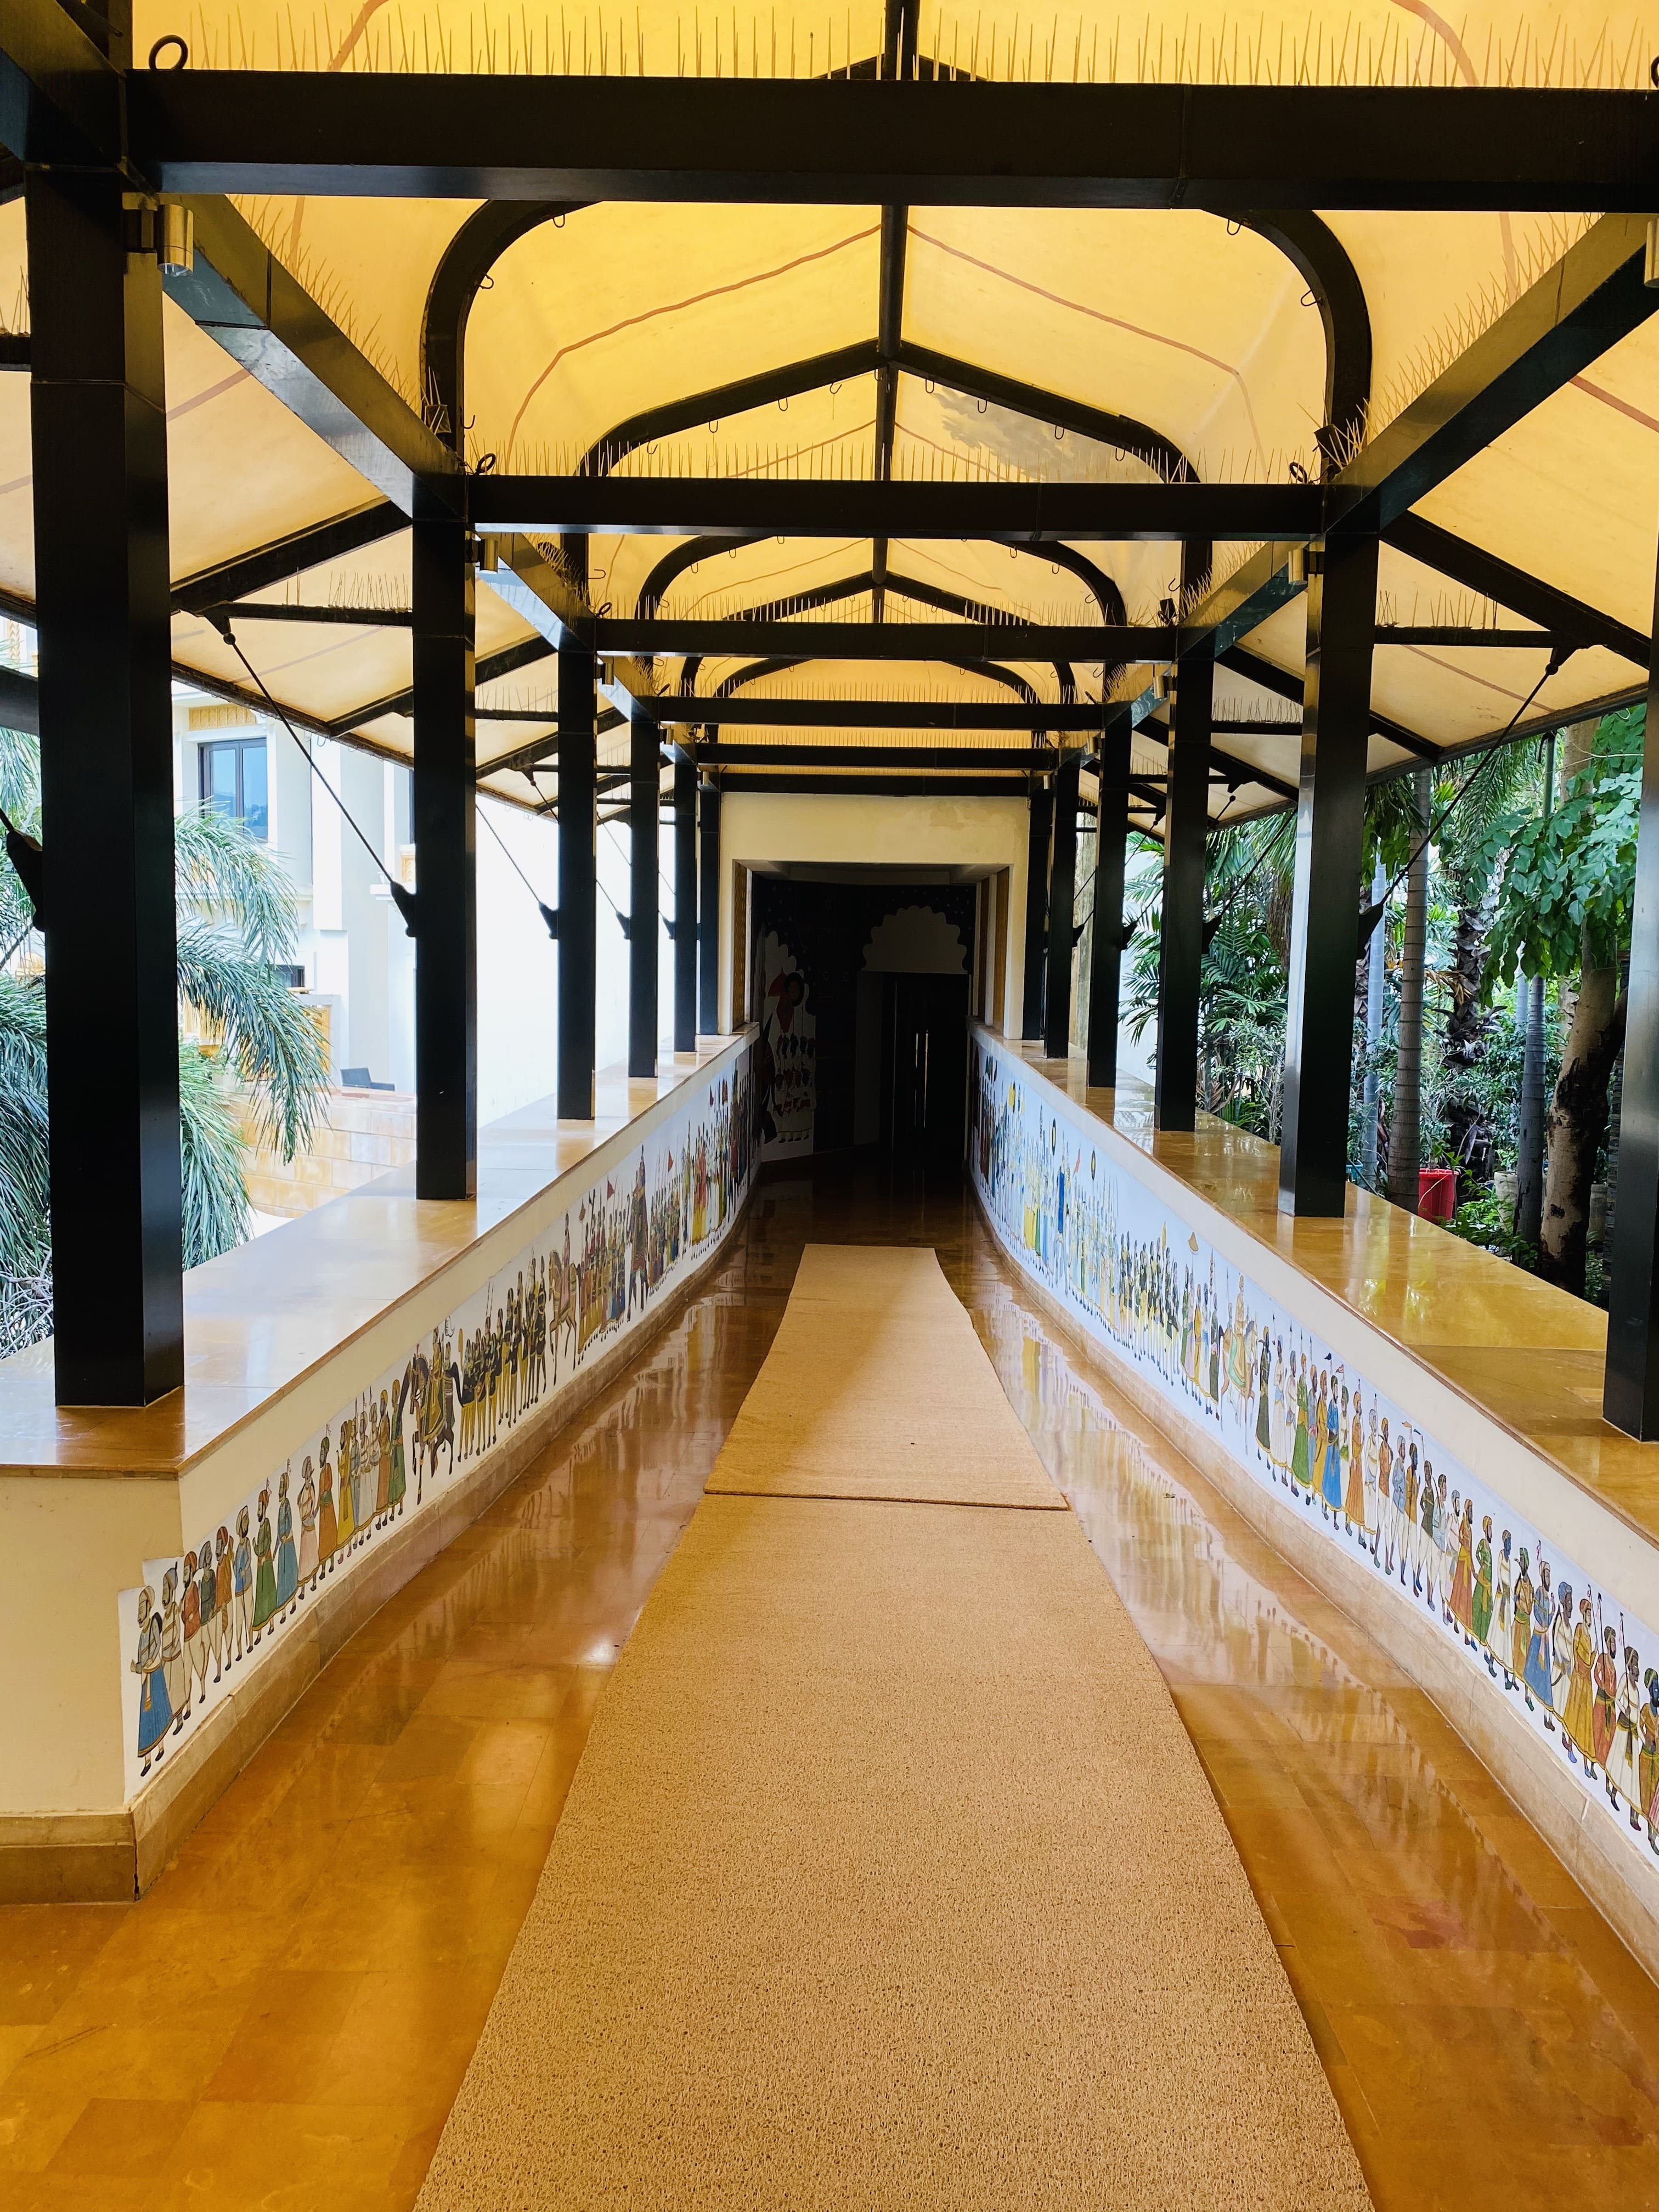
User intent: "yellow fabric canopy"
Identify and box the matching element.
[4,14,1655,822]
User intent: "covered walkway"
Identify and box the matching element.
[4,1161,1657,2205]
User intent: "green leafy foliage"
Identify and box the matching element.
[1484,707,1643,987]
[1447,1188,1536,1268]
[178,1041,253,1263]
[175,916,328,1159]
[0,729,328,1350]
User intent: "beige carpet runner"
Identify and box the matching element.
[417,1245,1370,2211]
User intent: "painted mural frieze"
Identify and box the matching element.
[972,1041,1659,1875]
[121,1053,755,1801]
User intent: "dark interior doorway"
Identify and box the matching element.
[879,974,970,1164]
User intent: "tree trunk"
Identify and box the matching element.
[1359,859,1386,1187]
[1515,973,1547,1244]
[1538,719,1625,1296]
[1443,892,1493,1198]
[1538,953,1626,1294]
[1514,730,1555,1248]
[1387,772,1430,1213]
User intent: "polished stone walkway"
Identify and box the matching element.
[3,1160,1657,2207]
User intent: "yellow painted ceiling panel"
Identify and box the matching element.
[162,302,380,581]
[903,209,1323,477]
[467,205,883,470]
[149,2,1657,84]
[1419,316,1659,640]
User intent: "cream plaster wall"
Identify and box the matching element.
[718,793,1032,1035]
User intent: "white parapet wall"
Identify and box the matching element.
[969,1025,1659,1980]
[0,1037,758,1900]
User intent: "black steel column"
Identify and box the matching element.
[1605,538,1659,1434]
[1087,723,1131,1088]
[557,644,597,1118]
[1154,646,1212,1131]
[1043,753,1081,1057]
[1279,530,1380,1215]
[698,775,721,1034]
[29,173,182,1403]
[1022,777,1051,1040]
[628,702,659,1079]
[411,513,477,1198]
[673,749,697,1052]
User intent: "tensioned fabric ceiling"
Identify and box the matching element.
[3,0,1656,830]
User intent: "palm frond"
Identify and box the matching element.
[173,804,299,964]
[178,1042,251,1264]
[0,970,49,1278]
[0,723,40,825]
[175,918,329,1159]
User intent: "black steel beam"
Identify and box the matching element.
[557,644,598,1116]
[0,662,38,735]
[163,195,460,516]
[1238,213,1372,458]
[1218,645,1304,702]
[1216,642,1438,760]
[132,76,1659,210]
[701,744,1047,769]
[28,167,182,1404]
[422,202,575,456]
[1384,512,1650,667]
[629,700,659,1078]
[1279,531,1379,1216]
[171,500,404,614]
[1139,714,1299,802]
[197,602,413,627]
[1022,782,1051,1040]
[472,476,1316,541]
[596,618,1169,661]
[714,773,1037,798]
[1182,540,1309,659]
[1154,644,1211,1132]
[1,0,119,170]
[1605,530,1659,1435]
[1044,753,1081,1057]
[1332,214,1659,534]
[698,778,721,1032]
[480,701,624,779]
[1374,626,1561,648]
[898,342,1193,483]
[651,698,1116,730]
[411,515,478,1198]
[1086,723,1131,1088]
[673,749,697,1050]
[637,534,765,619]
[585,343,882,480]
[332,636,552,732]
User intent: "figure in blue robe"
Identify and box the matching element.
[1525,1573,1556,1711]
[1321,1394,1344,1513]
[274,1471,299,1615]
[131,1593,172,1772]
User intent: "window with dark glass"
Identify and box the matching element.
[198,735,269,839]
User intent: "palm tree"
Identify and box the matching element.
[1433,735,1545,1197]
[1386,772,1431,1214]
[0,723,329,1354]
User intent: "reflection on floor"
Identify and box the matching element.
[3,1158,1658,2208]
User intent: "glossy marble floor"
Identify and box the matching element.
[4,1161,1658,2207]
